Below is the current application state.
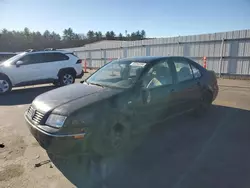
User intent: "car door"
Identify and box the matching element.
[9,53,44,85]
[132,59,176,127]
[171,57,202,113]
[39,52,70,80]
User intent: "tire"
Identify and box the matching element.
[91,112,135,157]
[59,71,75,86]
[91,113,150,158]
[192,91,213,117]
[0,76,12,95]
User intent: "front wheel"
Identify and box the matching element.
[91,115,150,158]
[92,122,132,157]
[0,76,12,95]
[59,72,75,86]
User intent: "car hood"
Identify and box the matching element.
[32,83,124,114]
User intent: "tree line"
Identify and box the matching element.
[0,27,147,52]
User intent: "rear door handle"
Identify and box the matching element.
[170,89,175,93]
[197,81,201,86]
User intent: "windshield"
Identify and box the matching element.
[2,52,26,65]
[86,60,147,88]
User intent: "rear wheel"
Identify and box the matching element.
[59,72,75,86]
[0,76,12,95]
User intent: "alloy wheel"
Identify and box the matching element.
[63,74,74,85]
[0,80,9,93]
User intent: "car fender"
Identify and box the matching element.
[0,72,13,85]
[57,68,77,77]
[201,84,214,100]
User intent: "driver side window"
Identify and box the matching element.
[19,54,44,65]
[142,59,173,89]
[173,59,193,82]
[19,55,32,65]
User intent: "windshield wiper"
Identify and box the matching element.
[87,82,104,88]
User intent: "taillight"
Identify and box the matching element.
[76,60,82,64]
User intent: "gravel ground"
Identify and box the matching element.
[0,74,250,188]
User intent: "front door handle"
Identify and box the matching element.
[170,89,175,93]
[197,81,201,86]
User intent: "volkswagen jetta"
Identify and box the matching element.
[25,56,218,157]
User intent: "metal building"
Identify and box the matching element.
[62,29,250,76]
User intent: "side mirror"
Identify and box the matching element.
[16,60,23,67]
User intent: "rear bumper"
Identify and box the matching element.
[25,114,86,155]
[76,70,84,78]
[212,84,219,101]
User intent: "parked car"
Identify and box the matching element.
[25,56,218,157]
[0,52,17,62]
[0,49,83,94]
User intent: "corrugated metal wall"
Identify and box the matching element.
[70,29,250,75]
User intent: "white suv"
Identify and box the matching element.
[0,49,83,94]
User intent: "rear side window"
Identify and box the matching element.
[43,53,69,62]
[66,52,78,58]
[173,59,193,82]
[191,65,201,78]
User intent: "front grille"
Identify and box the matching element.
[27,106,45,124]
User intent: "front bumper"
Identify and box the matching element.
[25,114,86,155]
[76,70,84,78]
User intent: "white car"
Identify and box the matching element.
[0,49,83,94]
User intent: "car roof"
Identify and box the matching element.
[25,50,69,55]
[118,56,188,63]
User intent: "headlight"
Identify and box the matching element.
[45,114,67,128]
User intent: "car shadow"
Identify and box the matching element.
[0,86,56,106]
[48,105,250,188]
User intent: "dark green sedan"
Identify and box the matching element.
[25,56,218,157]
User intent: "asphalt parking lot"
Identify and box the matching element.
[0,75,250,188]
